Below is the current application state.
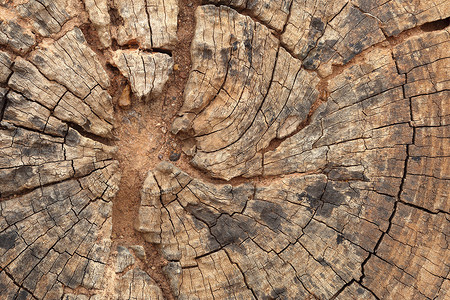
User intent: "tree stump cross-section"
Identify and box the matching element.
[0,0,448,299]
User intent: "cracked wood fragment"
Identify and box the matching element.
[0,18,36,54]
[0,124,116,197]
[112,0,178,50]
[207,0,293,32]
[0,51,13,83]
[83,0,111,48]
[263,47,409,185]
[115,246,135,273]
[8,57,113,138]
[281,0,450,75]
[111,50,173,100]
[0,163,120,299]
[363,203,449,299]
[300,4,386,76]
[352,0,450,36]
[114,268,164,299]
[173,5,320,180]
[281,0,348,61]
[29,28,110,98]
[135,162,389,298]
[392,30,450,214]
[16,0,80,37]
[2,91,68,137]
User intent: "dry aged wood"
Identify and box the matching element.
[15,0,81,37]
[111,0,178,50]
[83,0,112,48]
[111,50,174,101]
[0,0,175,298]
[172,5,320,180]
[0,0,449,299]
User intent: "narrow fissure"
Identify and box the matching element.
[0,89,9,123]
[65,0,204,298]
[420,17,450,32]
[108,0,202,299]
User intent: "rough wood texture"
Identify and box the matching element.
[165,3,449,299]
[111,50,173,101]
[111,0,178,50]
[172,6,320,180]
[0,0,449,299]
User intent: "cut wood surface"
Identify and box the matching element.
[0,0,448,299]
